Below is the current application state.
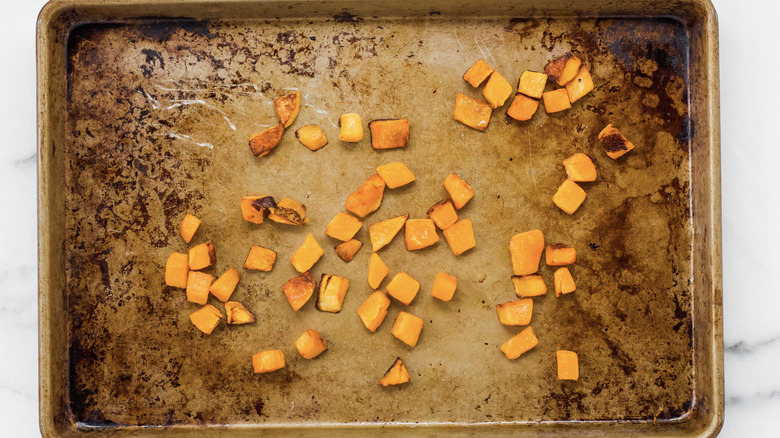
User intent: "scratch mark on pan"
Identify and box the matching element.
[163,99,237,131]
[140,90,161,109]
[480,37,498,67]
[453,30,464,51]
[157,132,214,149]
[474,35,487,60]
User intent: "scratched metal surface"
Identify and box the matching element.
[39,1,721,435]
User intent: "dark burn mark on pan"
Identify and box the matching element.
[138,18,216,42]
[334,12,363,23]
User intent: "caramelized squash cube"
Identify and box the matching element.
[404,219,439,251]
[290,234,323,273]
[209,267,241,302]
[267,198,308,225]
[542,89,571,113]
[391,311,424,347]
[482,72,513,108]
[562,153,597,182]
[357,291,391,332]
[189,304,223,335]
[506,93,539,122]
[442,218,476,256]
[379,358,410,386]
[496,299,533,325]
[545,54,582,86]
[386,271,421,305]
[224,301,256,324]
[565,65,594,103]
[557,350,579,380]
[443,173,474,209]
[252,350,285,373]
[463,59,494,87]
[240,195,275,224]
[453,93,492,131]
[517,71,548,99]
[510,230,545,276]
[186,271,215,305]
[317,274,350,313]
[244,245,277,271]
[338,113,363,142]
[165,252,189,288]
[554,267,577,297]
[546,244,576,266]
[427,199,458,230]
[295,329,328,359]
[180,213,201,243]
[188,242,216,270]
[369,214,408,252]
[295,124,328,151]
[511,274,547,297]
[345,174,386,218]
[369,119,410,149]
[274,91,301,128]
[282,271,316,311]
[598,124,635,159]
[335,239,363,262]
[553,179,587,214]
[249,124,284,157]
[367,253,390,289]
[431,272,457,302]
[326,212,363,241]
[376,162,415,188]
[500,326,538,359]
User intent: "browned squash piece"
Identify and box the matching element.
[427,199,458,230]
[189,242,216,270]
[506,93,539,122]
[326,212,363,241]
[190,304,223,335]
[546,243,576,266]
[282,271,316,311]
[317,274,350,313]
[454,93,492,131]
[335,239,363,262]
[243,245,277,271]
[517,71,548,99]
[379,357,410,387]
[240,196,275,224]
[512,274,547,298]
[463,58,494,87]
[544,54,582,86]
[267,198,308,225]
[369,214,408,252]
[598,124,636,159]
[443,173,474,209]
[345,174,386,218]
[295,124,328,151]
[482,72,513,108]
[367,253,389,289]
[249,124,284,157]
[357,291,391,332]
[369,119,410,150]
[565,65,594,103]
[225,301,256,324]
[274,91,301,128]
[542,89,571,113]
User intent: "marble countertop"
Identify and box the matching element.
[1,0,776,435]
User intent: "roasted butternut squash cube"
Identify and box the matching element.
[189,304,223,335]
[189,242,216,270]
[357,291,391,332]
[335,239,363,262]
[426,199,458,230]
[506,93,539,122]
[565,65,594,103]
[554,267,577,297]
[463,58,494,87]
[346,174,386,218]
[295,329,327,359]
[501,326,538,359]
[512,274,547,297]
[553,179,587,214]
[367,253,390,289]
[224,301,256,324]
[240,195,275,224]
[165,252,189,288]
[386,271,421,305]
[244,245,277,271]
[249,124,284,157]
[482,72,513,108]
[326,212,363,241]
[545,54,582,86]
[267,198,308,225]
[317,274,350,313]
[290,234,323,273]
[562,153,597,182]
[180,213,201,244]
[252,350,285,373]
[453,93,492,131]
[557,350,579,380]
[295,124,328,151]
[376,162,415,188]
[380,358,410,386]
[369,119,410,149]
[282,271,316,311]
[391,311,424,347]
[496,299,533,325]
[546,244,576,266]
[442,218,476,256]
[338,113,363,142]
[369,214,408,252]
[443,173,474,209]
[510,230,544,276]
[186,271,214,305]
[517,71,548,99]
[274,91,301,128]
[431,272,457,302]
[404,219,439,251]
[598,124,635,159]
[209,267,241,302]
[542,89,571,113]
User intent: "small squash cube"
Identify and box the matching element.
[267,198,308,225]
[506,93,539,122]
[391,311,424,347]
[598,124,635,159]
[224,301,256,324]
[295,329,328,359]
[553,179,587,214]
[240,195,275,224]
[443,173,474,209]
[542,89,571,113]
[517,71,548,99]
[209,267,241,302]
[317,274,350,313]
[369,214,408,252]
[369,119,410,149]
[380,358,410,387]
[282,271,316,311]
[189,304,223,335]
[335,239,363,262]
[188,242,216,270]
[290,234,323,273]
[338,113,363,142]
[180,213,201,243]
[544,54,582,86]
[554,267,577,297]
[510,230,545,276]
[546,244,576,266]
[376,162,415,188]
[496,299,533,325]
[326,212,363,241]
[565,65,594,103]
[511,274,547,297]
[427,199,458,230]
[252,350,285,373]
[186,271,215,305]
[386,271,421,305]
[249,124,284,157]
[463,58,494,87]
[500,326,538,359]
[274,91,301,128]
[346,174,386,218]
[405,219,439,251]
[295,124,328,151]
[482,72,513,108]
[367,253,390,289]
[244,245,277,271]
[557,350,579,380]
[431,272,457,302]
[453,93,492,131]
[442,218,476,256]
[165,252,189,288]
[357,291,391,332]
[562,153,597,182]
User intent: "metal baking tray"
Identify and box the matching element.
[38,0,723,436]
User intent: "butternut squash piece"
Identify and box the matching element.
[426,199,458,230]
[367,253,390,289]
[376,162,415,188]
[369,119,410,149]
[565,65,594,103]
[335,239,363,262]
[598,124,635,159]
[267,198,308,225]
[290,234,323,273]
[252,350,285,373]
[482,72,513,108]
[224,301,256,324]
[496,299,533,325]
[249,124,284,157]
[346,174,386,218]
[443,173,474,209]
[282,271,316,311]
[391,311,424,347]
[510,230,544,276]
[295,329,328,359]
[189,304,222,335]
[186,271,214,305]
[338,113,363,142]
[404,219,439,251]
[317,274,350,313]
[501,326,538,359]
[463,58,494,87]
[188,242,216,270]
[442,218,476,256]
[240,195,275,224]
[180,213,201,243]
[542,89,571,113]
[553,179,587,214]
[545,54,582,86]
[244,245,277,271]
[357,291,391,332]
[386,271,421,305]
[326,212,363,241]
[431,272,457,302]
[274,91,301,128]
[165,252,189,288]
[557,350,579,380]
[453,93,492,131]
[511,274,547,297]
[506,93,539,122]
[546,244,576,266]
[369,214,408,252]
[554,267,577,297]
[295,124,328,151]
[562,153,597,182]
[517,71,548,99]
[209,267,240,302]
[380,358,410,387]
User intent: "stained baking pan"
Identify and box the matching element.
[37,0,722,436]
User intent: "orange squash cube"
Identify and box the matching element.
[386,271,421,305]
[335,239,363,262]
[346,174,386,218]
[546,244,576,266]
[509,230,545,276]
[244,245,277,271]
[369,214,408,252]
[252,350,285,373]
[501,326,538,359]
[165,252,189,288]
[553,179,587,214]
[376,162,415,189]
[274,91,301,128]
[463,58,494,87]
[338,113,364,142]
[188,242,215,270]
[267,198,308,225]
[224,301,256,324]
[506,93,539,122]
[209,267,241,302]
[427,199,458,230]
[282,271,316,311]
[380,358,410,386]
[369,119,410,150]
[295,329,328,359]
[248,124,284,157]
[511,274,547,297]
[189,304,223,335]
[431,272,457,302]
[496,299,533,325]
[453,93,492,131]
[357,291,391,332]
[404,219,439,251]
[544,54,582,86]
[295,124,328,151]
[562,153,597,182]
[557,350,579,380]
[180,213,201,243]
[186,271,214,305]
[443,173,474,209]
[391,311,424,347]
[317,274,350,313]
[554,267,577,297]
[565,65,594,103]
[598,124,636,159]
[240,195,275,224]
[442,218,476,256]
[290,234,323,273]
[326,212,363,241]
[482,72,513,108]
[517,71,548,99]
[542,89,571,113]
[367,253,390,289]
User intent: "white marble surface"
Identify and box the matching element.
[0,0,776,435]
